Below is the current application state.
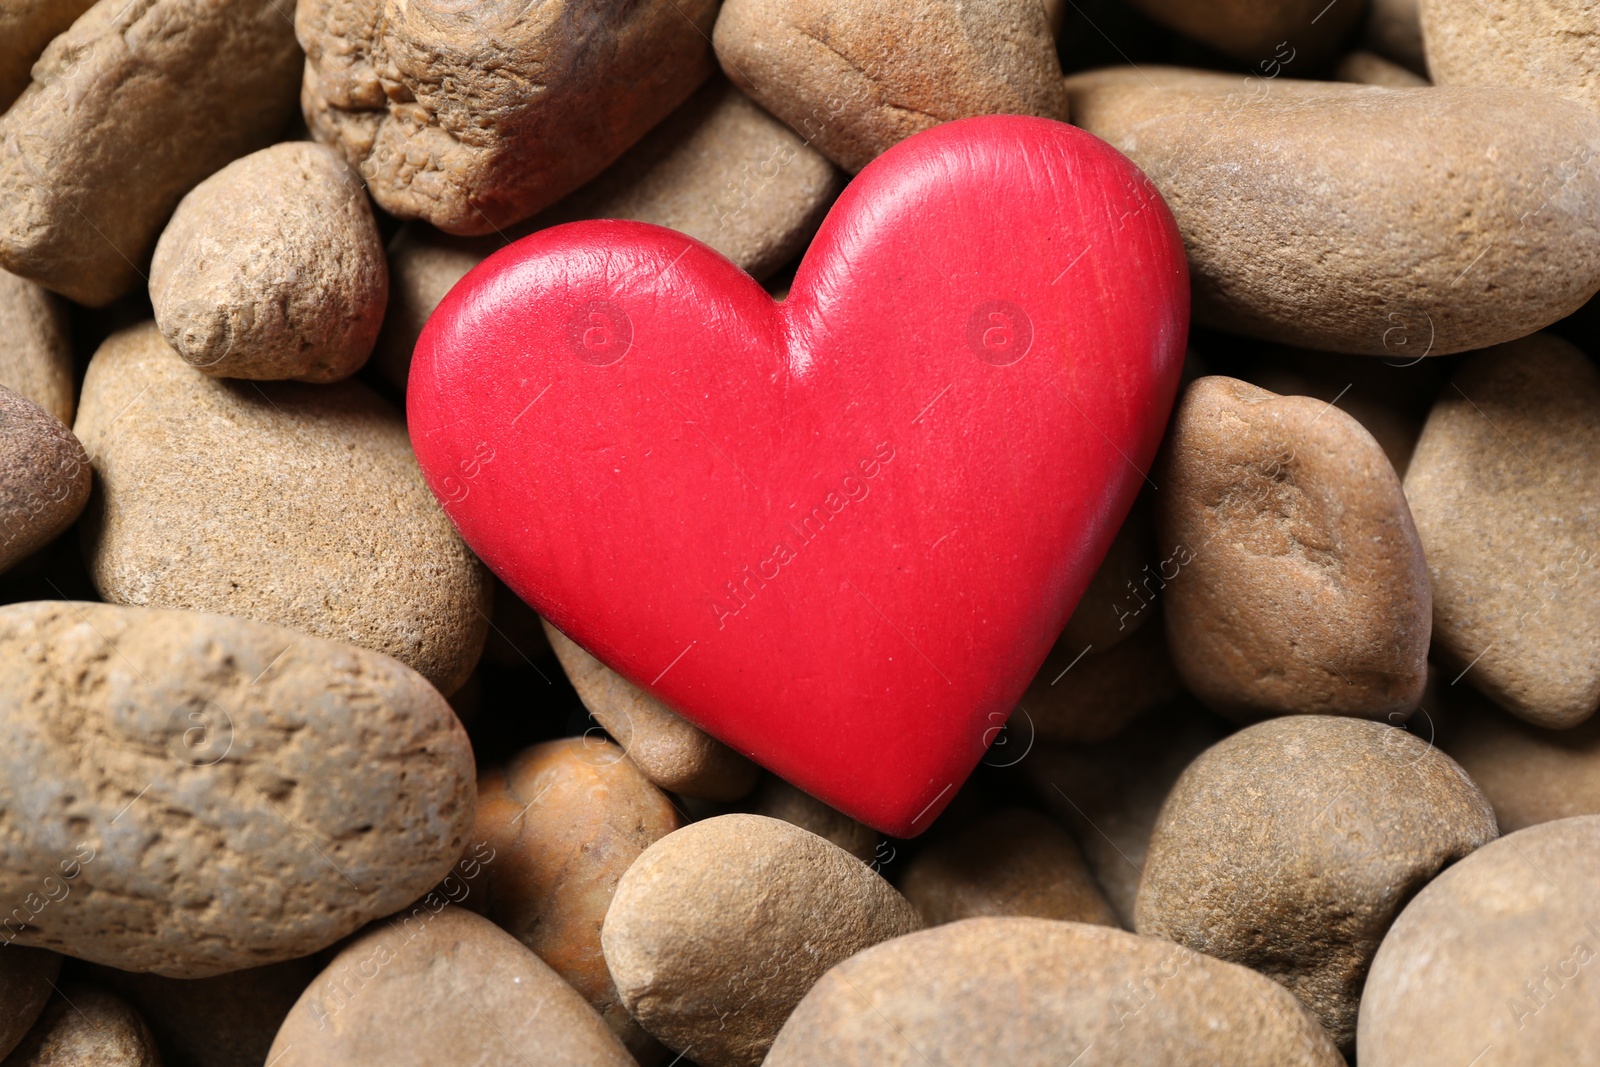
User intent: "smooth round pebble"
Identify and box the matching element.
[150,142,387,382]
[1065,68,1600,355]
[0,270,73,424]
[764,918,1344,1066]
[472,738,680,1059]
[4,984,159,1066]
[1359,816,1600,1066]
[370,225,496,392]
[750,774,878,862]
[1335,50,1429,86]
[0,601,476,977]
[899,808,1117,928]
[1365,0,1425,72]
[0,385,89,573]
[1022,610,1184,743]
[1159,376,1431,722]
[545,621,758,801]
[75,322,489,695]
[714,0,1069,173]
[601,813,923,1067]
[1405,334,1600,728]
[0,950,60,1061]
[269,907,634,1066]
[1061,492,1156,650]
[1444,686,1600,834]
[1136,715,1498,1051]
[1122,0,1362,63]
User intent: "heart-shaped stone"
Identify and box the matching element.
[409,115,1187,835]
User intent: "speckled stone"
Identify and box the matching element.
[0,385,89,573]
[4,984,160,1066]
[0,270,73,424]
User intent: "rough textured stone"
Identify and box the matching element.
[0,950,59,1061]
[0,386,89,574]
[1024,605,1185,744]
[1335,49,1429,86]
[1443,683,1600,834]
[296,0,717,234]
[76,322,489,695]
[0,0,302,305]
[1365,0,1425,72]
[1061,491,1156,651]
[545,621,758,801]
[899,808,1117,928]
[1121,0,1363,65]
[1405,334,1600,728]
[601,813,923,1067]
[0,600,475,977]
[269,906,634,1066]
[1136,715,1498,1052]
[0,0,97,110]
[1158,376,1431,723]
[750,774,877,861]
[0,269,73,426]
[765,918,1344,1066]
[1421,0,1600,114]
[87,958,321,1067]
[150,141,387,383]
[1360,815,1600,1066]
[472,738,680,1061]
[1065,68,1600,355]
[4,984,159,1066]
[713,0,1069,173]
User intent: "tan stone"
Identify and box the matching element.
[1365,0,1425,72]
[0,0,97,110]
[0,950,59,1061]
[0,270,73,425]
[150,142,387,382]
[0,386,89,573]
[1122,0,1363,65]
[601,813,923,1067]
[1404,334,1600,728]
[750,774,876,861]
[1159,376,1431,722]
[1421,0,1600,114]
[1064,68,1600,355]
[0,0,302,305]
[1359,816,1600,1066]
[1061,490,1156,651]
[1335,49,1429,86]
[0,601,476,977]
[296,0,717,234]
[4,984,159,1066]
[545,621,758,801]
[1136,715,1498,1052]
[472,738,680,1061]
[76,323,489,695]
[370,225,493,392]
[269,907,634,1066]
[765,918,1344,1066]
[899,808,1117,928]
[1023,607,1184,744]
[713,0,1069,173]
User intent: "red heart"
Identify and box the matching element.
[409,116,1187,836]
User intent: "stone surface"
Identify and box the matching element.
[269,906,634,1066]
[0,950,59,1061]
[1064,68,1600,355]
[750,774,877,861]
[713,0,1069,173]
[1335,50,1429,86]
[370,224,493,392]
[1023,605,1185,744]
[1136,715,1498,1051]
[602,813,923,1067]
[1158,376,1431,722]
[0,386,89,573]
[765,918,1344,1066]
[76,322,489,695]
[1421,0,1600,114]
[1061,491,1156,650]
[1365,0,1425,72]
[1443,684,1600,834]
[1121,0,1363,65]
[4,984,159,1066]
[545,621,759,801]
[899,808,1117,928]
[87,958,321,1067]
[296,0,717,234]
[1360,815,1600,1066]
[472,738,680,1060]
[0,270,73,425]
[1405,334,1600,728]
[0,601,476,977]
[0,0,302,305]
[0,0,97,110]
[150,141,387,383]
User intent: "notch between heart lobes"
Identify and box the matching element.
[409,115,1189,837]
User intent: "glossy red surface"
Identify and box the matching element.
[409,115,1188,836]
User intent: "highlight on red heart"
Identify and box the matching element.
[409,114,1189,837]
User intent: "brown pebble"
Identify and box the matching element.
[0,950,59,1061]
[1159,376,1431,722]
[1365,0,1426,72]
[370,226,494,393]
[0,0,96,110]
[1421,0,1600,113]
[750,773,879,861]
[1404,334,1600,728]
[713,0,1069,173]
[1121,0,1362,64]
[765,918,1344,1066]
[4,984,159,1067]
[472,738,680,1061]
[899,808,1118,928]
[1335,50,1430,86]
[1024,606,1185,744]
[1136,715,1498,1052]
[0,385,89,573]
[1061,491,1156,651]
[602,813,923,1067]
[0,270,73,424]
